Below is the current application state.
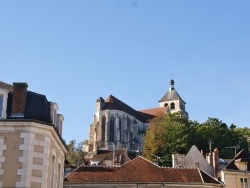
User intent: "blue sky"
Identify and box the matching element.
[1,1,250,144]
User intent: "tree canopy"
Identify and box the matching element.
[143,113,250,166]
[66,140,86,167]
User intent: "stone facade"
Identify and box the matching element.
[0,122,66,188]
[87,103,147,158]
[0,81,67,188]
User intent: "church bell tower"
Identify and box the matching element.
[159,80,188,118]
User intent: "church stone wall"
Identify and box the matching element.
[89,109,144,153]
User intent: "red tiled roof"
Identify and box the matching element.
[139,107,167,116]
[64,156,222,185]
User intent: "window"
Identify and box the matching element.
[109,116,115,141]
[101,116,106,141]
[119,118,121,141]
[241,178,249,188]
[50,156,55,188]
[195,163,199,168]
[171,102,175,110]
[57,163,61,188]
[0,96,3,118]
[164,103,168,107]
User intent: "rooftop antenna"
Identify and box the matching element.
[225,144,240,156]
[208,139,213,154]
[244,135,250,151]
[151,154,161,165]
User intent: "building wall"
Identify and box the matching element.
[221,170,250,188]
[0,121,66,188]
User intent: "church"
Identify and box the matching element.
[83,80,188,159]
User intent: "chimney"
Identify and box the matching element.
[201,150,204,157]
[213,148,219,178]
[206,152,213,166]
[11,83,28,118]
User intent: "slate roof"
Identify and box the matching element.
[102,95,156,123]
[224,149,250,171]
[159,88,185,103]
[64,156,222,185]
[6,91,52,124]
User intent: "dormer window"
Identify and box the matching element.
[0,89,8,119]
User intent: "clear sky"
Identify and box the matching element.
[1,1,250,144]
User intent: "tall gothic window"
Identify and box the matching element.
[109,116,115,141]
[101,116,106,141]
[119,118,121,141]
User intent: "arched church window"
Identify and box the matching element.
[109,116,115,141]
[101,116,106,141]
[119,118,121,141]
[171,102,175,110]
[164,103,168,107]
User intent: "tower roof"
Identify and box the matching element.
[159,80,185,103]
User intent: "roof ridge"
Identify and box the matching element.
[121,156,160,168]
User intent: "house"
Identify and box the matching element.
[220,149,250,188]
[172,145,214,176]
[0,81,67,188]
[64,156,223,188]
[172,145,229,179]
[84,80,188,159]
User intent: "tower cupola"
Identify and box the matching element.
[169,79,175,91]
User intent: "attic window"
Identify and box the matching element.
[0,96,3,118]
[171,102,175,110]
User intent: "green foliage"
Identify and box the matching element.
[66,140,86,167]
[143,114,250,166]
[143,113,192,166]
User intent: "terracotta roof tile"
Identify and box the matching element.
[139,107,167,116]
[64,156,222,185]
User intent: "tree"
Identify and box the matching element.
[143,115,250,166]
[190,118,248,158]
[66,140,86,167]
[143,113,192,166]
